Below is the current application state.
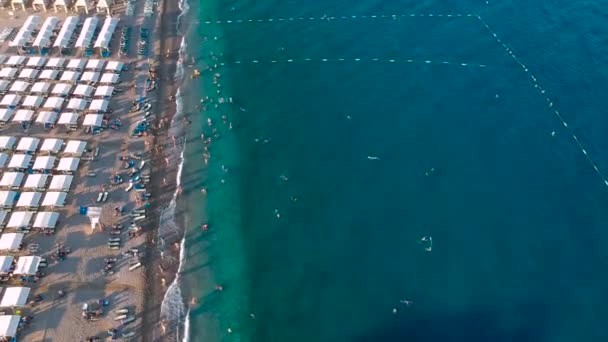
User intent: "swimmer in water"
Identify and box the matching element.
[425,167,436,177]
[346,115,352,120]
[367,156,380,160]
[290,196,298,202]
[420,236,433,252]
[279,172,289,182]
[392,308,398,314]
[551,131,556,137]
[274,209,280,219]
[400,299,413,307]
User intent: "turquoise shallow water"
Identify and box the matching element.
[178,1,608,341]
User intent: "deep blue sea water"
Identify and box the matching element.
[177,1,608,341]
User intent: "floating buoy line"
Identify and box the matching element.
[194,13,476,25]
[217,58,488,68]
[475,14,608,187]
[196,10,608,188]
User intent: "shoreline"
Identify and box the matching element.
[142,0,188,340]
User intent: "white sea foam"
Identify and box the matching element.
[157,88,185,241]
[177,0,190,27]
[174,0,190,83]
[157,116,187,339]
[160,235,187,340]
[159,3,190,336]
[182,308,191,342]
[175,37,187,81]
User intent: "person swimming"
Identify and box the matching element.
[400,299,413,306]
[420,236,433,252]
[367,156,380,160]
[279,172,289,182]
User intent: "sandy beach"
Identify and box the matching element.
[142,0,188,340]
[0,0,184,340]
